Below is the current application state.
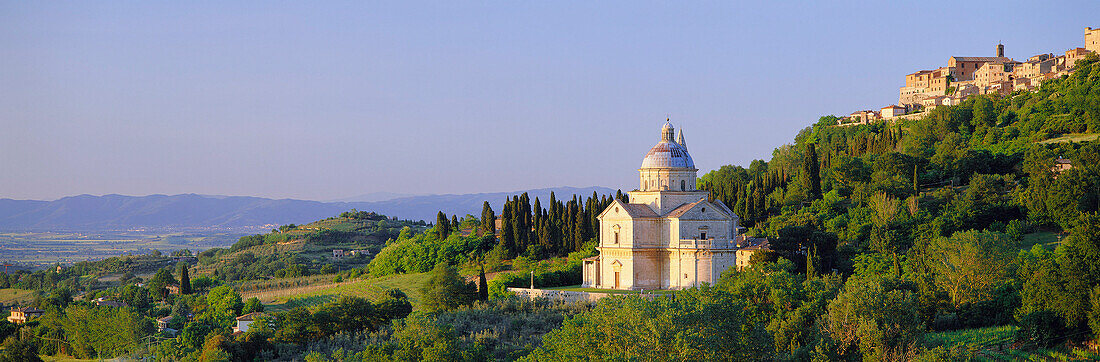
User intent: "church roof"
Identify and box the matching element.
[620,203,658,218]
[665,198,707,218]
[641,121,695,169]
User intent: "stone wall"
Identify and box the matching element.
[507,287,613,303]
[507,287,669,302]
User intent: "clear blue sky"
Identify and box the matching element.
[2,1,1098,201]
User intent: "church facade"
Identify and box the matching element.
[582,122,741,290]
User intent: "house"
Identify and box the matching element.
[157,316,178,334]
[880,105,906,118]
[948,55,1013,81]
[920,95,947,109]
[166,284,181,295]
[233,312,267,333]
[847,110,880,124]
[7,306,45,324]
[1052,158,1073,178]
[332,249,346,258]
[1066,47,1093,69]
[94,297,129,308]
[735,239,771,271]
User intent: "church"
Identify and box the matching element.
[582,121,741,290]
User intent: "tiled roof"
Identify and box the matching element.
[951,56,1013,62]
[236,312,266,321]
[665,198,707,218]
[620,204,658,218]
[11,306,44,313]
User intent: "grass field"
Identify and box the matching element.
[1020,231,1063,250]
[927,325,1100,361]
[0,288,37,305]
[1037,133,1100,144]
[926,325,1017,351]
[241,272,431,312]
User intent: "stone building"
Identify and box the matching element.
[582,122,740,290]
[949,55,1013,82]
[1087,27,1099,54]
[880,105,906,118]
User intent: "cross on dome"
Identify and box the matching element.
[642,121,694,169]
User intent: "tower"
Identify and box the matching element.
[997,43,1004,58]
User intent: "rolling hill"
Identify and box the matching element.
[0,186,615,231]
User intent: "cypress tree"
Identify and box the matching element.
[802,143,822,200]
[573,205,586,251]
[451,215,460,234]
[500,202,515,257]
[478,265,488,301]
[481,201,496,236]
[512,196,526,252]
[436,211,450,239]
[912,164,919,194]
[178,263,191,295]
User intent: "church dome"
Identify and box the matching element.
[641,121,695,169]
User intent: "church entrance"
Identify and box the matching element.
[613,272,620,289]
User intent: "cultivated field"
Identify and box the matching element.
[1037,133,1100,144]
[240,272,431,312]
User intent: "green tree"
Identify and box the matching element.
[243,297,264,314]
[478,265,489,301]
[1054,214,1100,328]
[207,285,244,320]
[824,274,923,360]
[436,211,451,240]
[418,263,475,312]
[178,263,192,295]
[481,201,496,236]
[375,288,413,321]
[525,287,769,361]
[148,267,177,300]
[0,337,43,362]
[928,230,1014,307]
[801,142,821,201]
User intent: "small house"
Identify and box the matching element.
[7,306,45,324]
[233,312,267,333]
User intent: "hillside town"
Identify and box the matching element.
[839,27,1099,125]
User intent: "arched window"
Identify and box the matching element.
[681,180,685,191]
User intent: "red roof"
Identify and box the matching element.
[236,312,267,321]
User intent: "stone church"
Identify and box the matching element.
[582,122,741,290]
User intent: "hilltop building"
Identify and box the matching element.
[1087,27,1099,53]
[581,122,742,290]
[866,27,1099,124]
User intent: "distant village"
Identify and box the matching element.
[839,27,1100,125]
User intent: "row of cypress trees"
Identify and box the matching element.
[472,190,626,259]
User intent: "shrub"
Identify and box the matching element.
[1015,310,1066,348]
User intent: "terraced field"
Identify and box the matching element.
[240,272,431,312]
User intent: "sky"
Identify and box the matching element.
[2,1,1098,201]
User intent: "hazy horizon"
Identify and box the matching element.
[4,1,1098,201]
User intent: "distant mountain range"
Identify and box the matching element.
[0,186,615,231]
